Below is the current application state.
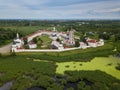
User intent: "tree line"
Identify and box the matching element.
[0,28,21,46]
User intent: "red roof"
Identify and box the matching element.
[62,32,67,34]
[64,46,68,48]
[87,39,96,43]
[27,30,55,38]
[29,41,36,45]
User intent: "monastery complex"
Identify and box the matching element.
[11,28,104,52]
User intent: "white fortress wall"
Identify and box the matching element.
[27,31,57,42]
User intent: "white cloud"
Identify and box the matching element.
[0,0,120,19]
[94,8,120,13]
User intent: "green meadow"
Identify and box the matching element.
[2,26,47,35]
[37,35,51,47]
[56,56,120,79]
[0,20,120,89]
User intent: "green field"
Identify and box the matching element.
[56,56,120,79]
[0,55,120,90]
[0,20,120,89]
[38,35,51,46]
[2,26,48,35]
[0,56,56,90]
[34,35,52,49]
[0,40,118,90]
[16,42,115,62]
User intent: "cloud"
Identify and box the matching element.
[94,8,120,13]
[0,0,120,19]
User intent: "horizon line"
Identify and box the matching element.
[0,18,120,21]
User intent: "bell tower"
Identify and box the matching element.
[16,33,19,39]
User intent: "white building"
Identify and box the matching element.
[51,40,64,50]
[68,30,75,45]
[12,33,24,52]
[87,39,97,47]
[97,39,104,46]
[79,42,87,49]
[28,43,37,49]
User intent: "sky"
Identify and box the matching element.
[0,0,120,20]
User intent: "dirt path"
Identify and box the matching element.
[0,43,12,54]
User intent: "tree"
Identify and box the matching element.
[75,40,80,47]
[33,37,37,43]
[24,38,28,45]
[77,81,85,90]
[99,33,110,40]
[56,38,60,42]
[115,34,120,41]
[67,87,74,90]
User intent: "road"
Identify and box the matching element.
[0,43,12,54]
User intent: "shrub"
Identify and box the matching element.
[115,64,120,70]
[107,63,112,66]
[65,65,70,68]
[66,87,74,90]
[0,53,2,57]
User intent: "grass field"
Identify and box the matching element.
[56,56,120,79]
[36,35,52,49]
[0,54,120,89]
[39,35,51,45]
[2,26,51,35]
[0,56,56,89]
[16,42,114,62]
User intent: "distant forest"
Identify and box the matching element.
[0,20,120,32]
